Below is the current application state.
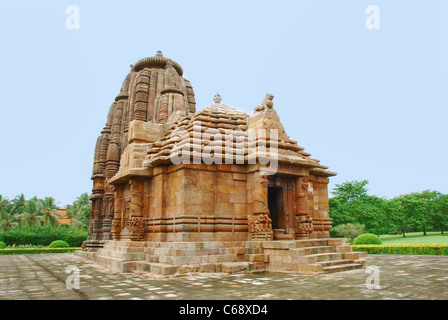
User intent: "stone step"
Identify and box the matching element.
[99,250,144,261]
[322,263,363,273]
[221,262,255,273]
[335,245,353,253]
[275,234,295,240]
[318,259,355,267]
[133,261,257,276]
[294,238,346,248]
[294,239,330,248]
[300,245,337,255]
[343,251,368,260]
[292,252,343,264]
[134,262,179,276]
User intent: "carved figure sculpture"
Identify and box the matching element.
[254,93,274,112]
[252,174,269,213]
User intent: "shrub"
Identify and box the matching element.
[0,226,88,247]
[0,241,6,249]
[0,248,81,255]
[49,240,70,248]
[354,233,382,245]
[351,244,448,256]
[331,223,365,244]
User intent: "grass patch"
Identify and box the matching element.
[380,232,448,244]
[352,244,448,256]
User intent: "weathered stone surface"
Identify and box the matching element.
[82,52,357,275]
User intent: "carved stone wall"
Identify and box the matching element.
[83,53,337,251]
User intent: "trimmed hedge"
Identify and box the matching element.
[0,241,6,249]
[49,240,69,248]
[0,227,88,247]
[354,234,382,245]
[0,248,81,255]
[352,244,448,256]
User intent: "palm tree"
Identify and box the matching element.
[11,193,27,215]
[38,197,62,227]
[0,194,5,213]
[68,193,92,229]
[17,197,42,228]
[0,206,19,232]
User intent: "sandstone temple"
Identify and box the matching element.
[77,52,366,275]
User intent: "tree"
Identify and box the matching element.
[67,193,92,229]
[411,190,442,235]
[331,180,370,203]
[38,197,62,227]
[0,204,19,232]
[329,180,389,234]
[16,197,42,228]
[329,197,356,226]
[389,196,415,237]
[331,223,365,244]
[0,195,9,214]
[11,193,27,215]
[329,180,370,226]
[431,194,448,234]
[356,195,388,236]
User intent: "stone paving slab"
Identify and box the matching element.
[0,253,447,300]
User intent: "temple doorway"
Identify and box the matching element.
[268,186,285,238]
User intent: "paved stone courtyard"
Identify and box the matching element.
[0,253,447,300]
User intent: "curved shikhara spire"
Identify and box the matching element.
[91,51,196,181]
[87,52,197,244]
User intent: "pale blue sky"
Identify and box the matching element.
[0,0,447,206]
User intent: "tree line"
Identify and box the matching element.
[0,193,91,232]
[329,180,448,237]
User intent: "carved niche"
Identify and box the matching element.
[249,174,273,240]
[252,174,269,214]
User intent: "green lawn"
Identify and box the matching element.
[379,231,448,244]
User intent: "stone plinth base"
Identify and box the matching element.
[78,239,366,277]
[81,240,105,251]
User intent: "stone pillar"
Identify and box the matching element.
[310,176,332,238]
[89,195,103,241]
[111,187,124,241]
[102,141,120,240]
[248,174,273,241]
[295,177,314,239]
[128,178,145,241]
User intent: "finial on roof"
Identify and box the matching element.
[213,93,222,104]
[156,50,163,57]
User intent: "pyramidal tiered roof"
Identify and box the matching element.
[141,93,334,176]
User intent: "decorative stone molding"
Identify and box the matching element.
[111,219,122,240]
[296,215,314,234]
[128,217,145,241]
[248,214,272,233]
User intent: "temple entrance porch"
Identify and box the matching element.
[267,176,295,240]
